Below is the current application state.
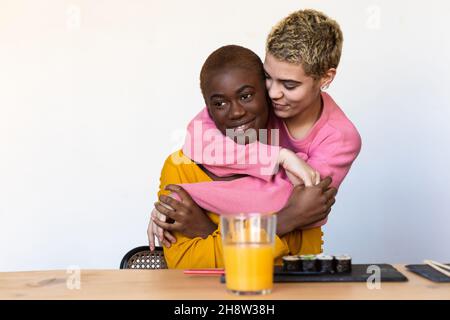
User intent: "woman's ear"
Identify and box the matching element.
[320,68,337,90]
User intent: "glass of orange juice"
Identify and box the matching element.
[220,213,276,295]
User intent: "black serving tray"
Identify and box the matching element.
[220,264,408,283]
[273,264,407,282]
[406,263,450,283]
[274,266,339,276]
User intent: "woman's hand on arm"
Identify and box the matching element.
[153,184,217,240]
[278,148,320,186]
[276,176,337,237]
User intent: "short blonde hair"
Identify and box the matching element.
[266,9,343,79]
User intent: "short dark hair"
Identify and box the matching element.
[199,45,265,100]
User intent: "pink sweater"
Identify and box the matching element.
[178,92,362,221]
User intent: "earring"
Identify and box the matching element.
[321,83,330,90]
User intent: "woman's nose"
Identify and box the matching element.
[228,101,246,119]
[267,81,283,100]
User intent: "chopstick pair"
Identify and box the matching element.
[423,260,450,278]
[183,268,225,275]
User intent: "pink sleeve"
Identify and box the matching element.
[178,108,362,228]
[306,128,362,189]
[171,173,293,215]
[298,128,362,229]
[182,107,281,181]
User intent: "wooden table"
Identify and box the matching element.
[0,265,449,300]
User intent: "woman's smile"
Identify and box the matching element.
[272,102,290,112]
[229,118,256,132]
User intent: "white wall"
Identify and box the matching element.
[1,0,449,271]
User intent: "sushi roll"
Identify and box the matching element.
[317,254,334,273]
[282,255,301,272]
[335,254,352,273]
[299,254,317,272]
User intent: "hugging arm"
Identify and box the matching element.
[183,108,319,186]
[147,153,333,268]
[148,156,337,269]
[276,177,337,236]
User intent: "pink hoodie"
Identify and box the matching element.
[177,92,362,224]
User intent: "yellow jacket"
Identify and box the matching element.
[158,150,323,269]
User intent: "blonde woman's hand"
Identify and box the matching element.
[278,148,320,186]
[147,206,176,251]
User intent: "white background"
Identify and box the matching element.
[1,0,449,271]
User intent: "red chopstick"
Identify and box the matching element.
[183,268,225,275]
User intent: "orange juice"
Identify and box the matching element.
[223,243,274,293]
